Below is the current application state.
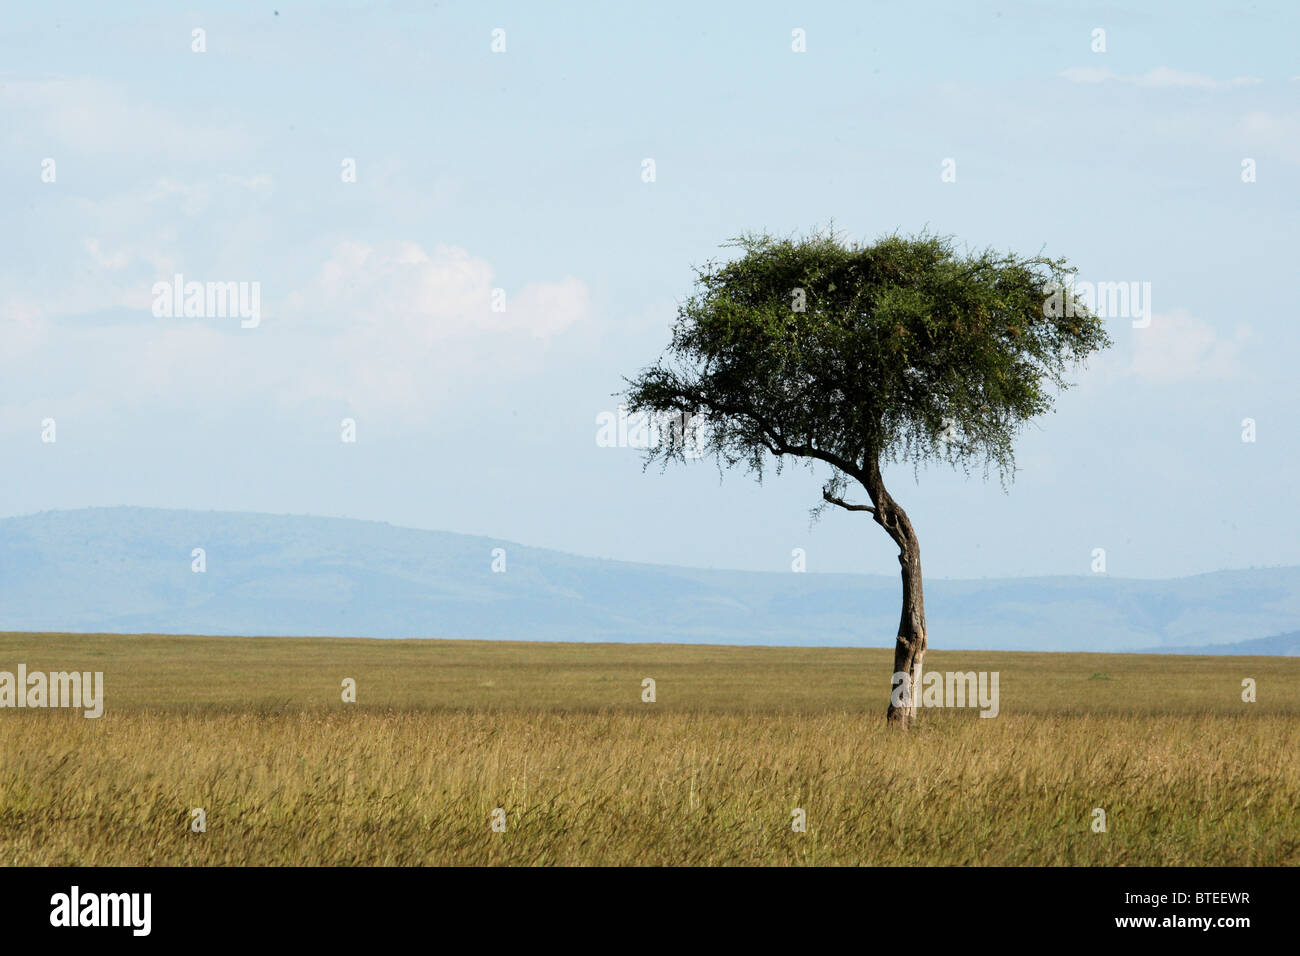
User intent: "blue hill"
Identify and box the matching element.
[1,507,1297,653]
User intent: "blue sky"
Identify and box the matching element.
[2,0,1297,579]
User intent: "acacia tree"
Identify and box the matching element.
[623,229,1110,726]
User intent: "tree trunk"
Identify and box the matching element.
[889,547,927,726]
[863,458,928,728]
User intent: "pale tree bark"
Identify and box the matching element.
[823,457,930,727]
[863,458,928,727]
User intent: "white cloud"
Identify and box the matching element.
[139,178,213,216]
[287,240,589,343]
[0,74,251,158]
[275,240,591,412]
[1058,67,1115,85]
[1239,110,1300,162]
[1059,67,1262,90]
[83,238,132,272]
[1128,310,1247,384]
[221,174,274,197]
[1,237,592,423]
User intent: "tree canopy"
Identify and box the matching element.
[623,229,1111,504]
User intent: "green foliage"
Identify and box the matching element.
[624,228,1111,497]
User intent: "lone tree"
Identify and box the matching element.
[623,229,1110,726]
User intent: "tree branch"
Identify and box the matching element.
[642,380,868,482]
[822,488,875,514]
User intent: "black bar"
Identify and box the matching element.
[1,865,1282,943]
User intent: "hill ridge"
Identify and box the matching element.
[1,507,1297,652]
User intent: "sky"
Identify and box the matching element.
[1,0,1297,580]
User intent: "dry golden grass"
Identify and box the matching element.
[0,633,1296,865]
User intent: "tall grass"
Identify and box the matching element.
[0,634,1296,865]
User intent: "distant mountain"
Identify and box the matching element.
[1,508,1298,653]
[1140,631,1300,656]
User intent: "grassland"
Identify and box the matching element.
[0,633,1297,866]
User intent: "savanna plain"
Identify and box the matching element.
[0,633,1296,866]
